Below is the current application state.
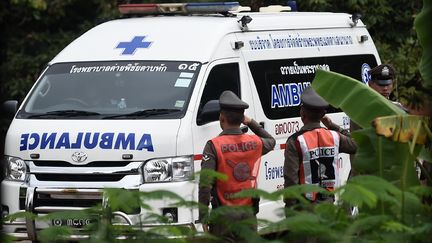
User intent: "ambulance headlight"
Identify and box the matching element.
[143,156,194,183]
[4,156,27,181]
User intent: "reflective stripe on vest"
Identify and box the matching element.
[211,134,263,206]
[297,128,340,201]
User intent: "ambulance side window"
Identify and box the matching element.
[249,55,377,119]
[197,63,240,124]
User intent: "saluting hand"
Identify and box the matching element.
[320,115,333,128]
[243,115,252,126]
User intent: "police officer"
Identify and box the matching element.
[198,90,275,242]
[351,64,406,131]
[284,87,357,207]
[349,64,406,175]
[368,64,396,99]
[369,63,408,111]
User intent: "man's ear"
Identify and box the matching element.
[219,112,225,129]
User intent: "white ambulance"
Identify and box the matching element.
[1,2,380,240]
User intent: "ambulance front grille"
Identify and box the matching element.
[34,174,125,182]
[28,161,143,183]
[34,191,102,208]
[29,188,140,215]
[33,160,132,167]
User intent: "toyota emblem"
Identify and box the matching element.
[71,151,87,163]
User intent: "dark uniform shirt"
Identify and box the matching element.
[198,119,275,220]
[283,122,357,190]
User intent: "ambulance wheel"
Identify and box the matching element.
[63,97,89,107]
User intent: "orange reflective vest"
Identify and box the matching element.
[211,134,263,206]
[296,127,340,201]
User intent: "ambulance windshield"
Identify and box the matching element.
[18,61,201,119]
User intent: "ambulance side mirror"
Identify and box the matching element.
[2,100,18,119]
[197,100,220,125]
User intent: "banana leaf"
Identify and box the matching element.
[312,69,405,129]
[352,128,420,188]
[415,0,432,87]
[373,115,430,145]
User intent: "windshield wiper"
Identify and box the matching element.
[103,109,181,119]
[27,110,101,118]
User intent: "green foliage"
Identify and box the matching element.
[376,39,427,107]
[339,183,379,208]
[4,210,37,222]
[11,0,47,10]
[352,128,421,187]
[276,184,331,206]
[198,168,227,188]
[297,0,427,106]
[0,0,119,101]
[4,174,431,242]
[38,226,73,243]
[373,115,430,145]
[0,233,15,243]
[415,0,432,88]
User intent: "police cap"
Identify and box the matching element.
[301,87,329,110]
[219,91,249,111]
[369,64,395,86]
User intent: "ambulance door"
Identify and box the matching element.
[192,59,255,172]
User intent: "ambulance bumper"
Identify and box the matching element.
[2,184,198,241]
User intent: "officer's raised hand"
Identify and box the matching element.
[321,115,344,133]
[320,115,333,128]
[243,115,252,126]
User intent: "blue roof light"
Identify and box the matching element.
[186,2,240,13]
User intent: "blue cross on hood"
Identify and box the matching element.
[116,36,152,55]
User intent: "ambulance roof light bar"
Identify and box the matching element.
[118,2,240,16]
[118,4,158,15]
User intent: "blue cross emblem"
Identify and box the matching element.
[116,36,152,55]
